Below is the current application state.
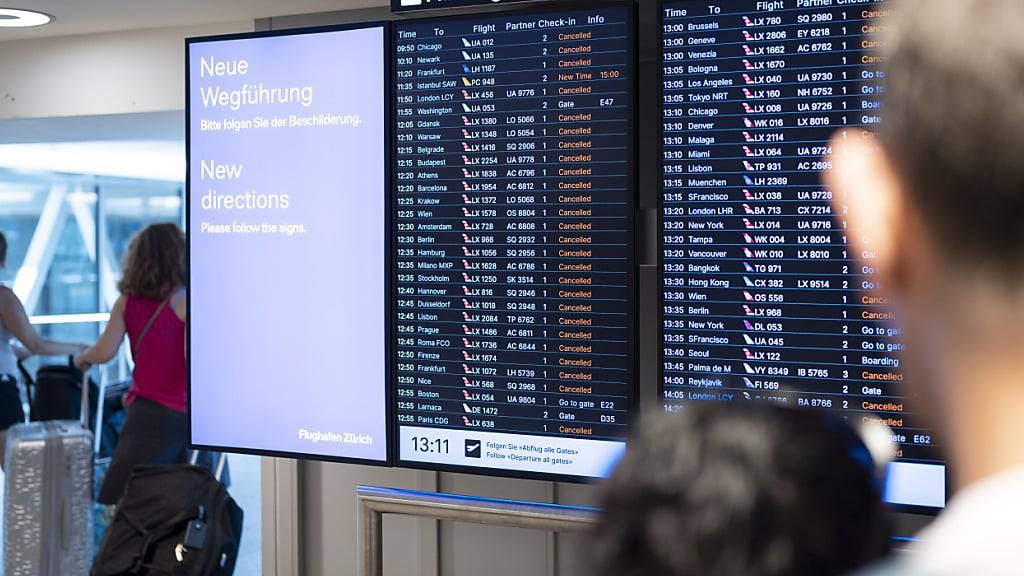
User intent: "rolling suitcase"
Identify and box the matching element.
[4,369,94,576]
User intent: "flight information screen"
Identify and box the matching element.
[659,0,946,508]
[393,4,635,480]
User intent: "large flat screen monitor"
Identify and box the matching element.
[392,3,637,481]
[658,0,946,511]
[187,24,391,464]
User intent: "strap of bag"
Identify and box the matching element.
[132,296,172,359]
[15,358,33,386]
[120,506,199,575]
[131,518,190,575]
[15,358,34,414]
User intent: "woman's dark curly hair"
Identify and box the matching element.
[118,223,186,300]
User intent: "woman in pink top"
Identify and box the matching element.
[76,223,188,504]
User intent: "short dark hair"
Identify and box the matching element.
[879,0,1024,271]
[0,231,6,269]
[591,404,889,576]
[118,223,186,300]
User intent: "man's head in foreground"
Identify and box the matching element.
[826,0,1024,490]
[592,404,889,576]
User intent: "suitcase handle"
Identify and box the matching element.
[189,451,228,482]
[80,367,89,429]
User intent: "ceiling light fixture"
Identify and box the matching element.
[0,8,52,27]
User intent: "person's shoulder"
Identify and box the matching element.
[119,293,138,312]
[170,286,185,311]
[0,284,16,306]
[0,285,24,328]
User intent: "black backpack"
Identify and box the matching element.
[91,465,244,576]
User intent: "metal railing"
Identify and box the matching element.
[356,486,599,576]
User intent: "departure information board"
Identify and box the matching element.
[659,0,946,508]
[393,4,635,480]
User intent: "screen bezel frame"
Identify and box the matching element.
[185,21,395,467]
[391,0,548,14]
[390,0,641,484]
[652,0,947,516]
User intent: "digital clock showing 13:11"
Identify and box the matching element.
[411,436,450,454]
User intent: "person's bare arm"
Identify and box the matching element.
[0,286,88,356]
[173,288,186,357]
[75,296,127,369]
[172,288,186,322]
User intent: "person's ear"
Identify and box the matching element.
[825,130,909,296]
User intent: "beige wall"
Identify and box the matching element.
[0,21,252,120]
